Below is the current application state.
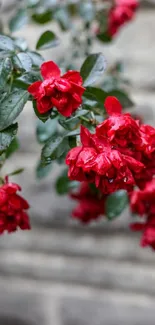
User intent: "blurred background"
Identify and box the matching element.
[0,0,155,324]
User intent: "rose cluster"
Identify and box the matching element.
[0,178,30,234]
[108,0,139,36]
[66,96,146,195]
[67,96,155,247]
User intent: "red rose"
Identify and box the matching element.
[28,61,85,117]
[131,215,155,250]
[130,179,155,216]
[115,0,139,11]
[96,96,141,149]
[0,180,30,234]
[108,0,138,36]
[66,125,144,194]
[70,182,105,223]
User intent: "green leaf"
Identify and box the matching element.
[55,169,79,195]
[36,30,60,50]
[26,51,44,67]
[0,35,15,51]
[0,89,29,131]
[6,137,19,158]
[65,129,80,137]
[54,8,71,31]
[105,190,129,220]
[14,37,28,51]
[79,2,95,22]
[41,134,68,163]
[59,109,88,131]
[36,160,52,179]
[80,53,106,87]
[36,118,58,143]
[7,168,24,176]
[107,89,134,108]
[84,87,107,104]
[0,123,18,153]
[14,71,41,89]
[0,89,8,103]
[97,32,112,43]
[32,9,52,24]
[9,9,29,32]
[0,58,12,89]
[16,52,32,71]
[27,0,40,7]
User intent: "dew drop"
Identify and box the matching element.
[108,178,114,183]
[45,157,52,164]
[124,177,128,183]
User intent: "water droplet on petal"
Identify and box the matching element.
[124,177,128,183]
[108,178,114,183]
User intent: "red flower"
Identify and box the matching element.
[108,0,138,36]
[134,124,155,188]
[66,125,144,194]
[28,61,85,117]
[70,182,105,223]
[131,215,155,250]
[96,96,141,149]
[130,179,155,216]
[115,0,139,11]
[0,180,30,234]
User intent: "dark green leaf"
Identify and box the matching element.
[27,0,40,7]
[32,9,52,24]
[36,160,52,179]
[6,137,19,158]
[0,35,15,51]
[79,2,95,22]
[36,30,60,50]
[8,168,24,176]
[9,9,29,32]
[65,129,80,137]
[97,32,112,43]
[0,123,18,153]
[68,135,77,148]
[54,8,71,31]
[41,134,68,163]
[107,89,134,108]
[26,51,44,67]
[85,87,107,104]
[16,52,32,71]
[36,118,58,143]
[0,89,29,131]
[59,109,88,131]
[55,168,78,195]
[14,37,28,51]
[14,71,41,89]
[80,53,106,87]
[0,58,12,89]
[0,89,8,103]
[105,190,129,220]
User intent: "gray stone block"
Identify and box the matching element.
[60,297,155,325]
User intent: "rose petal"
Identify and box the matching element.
[63,71,83,85]
[28,81,42,98]
[104,96,122,115]
[41,61,61,79]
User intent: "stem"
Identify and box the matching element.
[79,116,90,123]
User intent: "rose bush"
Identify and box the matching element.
[2,0,155,252]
